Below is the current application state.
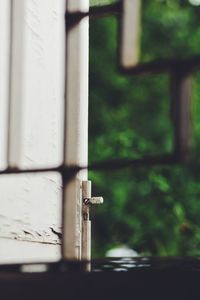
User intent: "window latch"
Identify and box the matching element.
[82,181,103,206]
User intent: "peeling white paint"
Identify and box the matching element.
[0,0,65,262]
[0,172,62,262]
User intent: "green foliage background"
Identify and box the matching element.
[89,0,200,257]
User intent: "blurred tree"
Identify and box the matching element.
[89,0,200,257]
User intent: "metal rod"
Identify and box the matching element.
[88,154,178,171]
[0,153,182,177]
[119,56,200,76]
[89,1,121,18]
[65,2,121,26]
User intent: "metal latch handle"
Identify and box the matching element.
[82,181,103,205]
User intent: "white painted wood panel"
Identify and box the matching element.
[0,238,60,263]
[0,0,65,263]
[0,172,62,263]
[120,0,141,68]
[9,0,65,169]
[63,0,89,260]
[0,0,11,170]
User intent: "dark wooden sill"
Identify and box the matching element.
[0,258,199,300]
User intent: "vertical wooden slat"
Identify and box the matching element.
[0,0,11,170]
[8,0,65,169]
[171,70,192,161]
[120,0,141,68]
[62,0,89,260]
[8,0,25,167]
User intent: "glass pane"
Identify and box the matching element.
[89,13,200,259]
[140,0,200,62]
[89,17,173,165]
[90,161,200,258]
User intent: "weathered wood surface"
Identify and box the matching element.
[63,0,89,260]
[171,71,192,161]
[0,238,60,263]
[0,0,10,170]
[120,0,141,68]
[0,173,62,243]
[0,0,65,263]
[9,0,65,168]
[0,172,62,262]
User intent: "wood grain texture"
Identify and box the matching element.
[120,0,141,68]
[0,238,60,263]
[0,0,10,170]
[0,0,65,262]
[0,172,62,262]
[9,0,65,168]
[63,0,89,260]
